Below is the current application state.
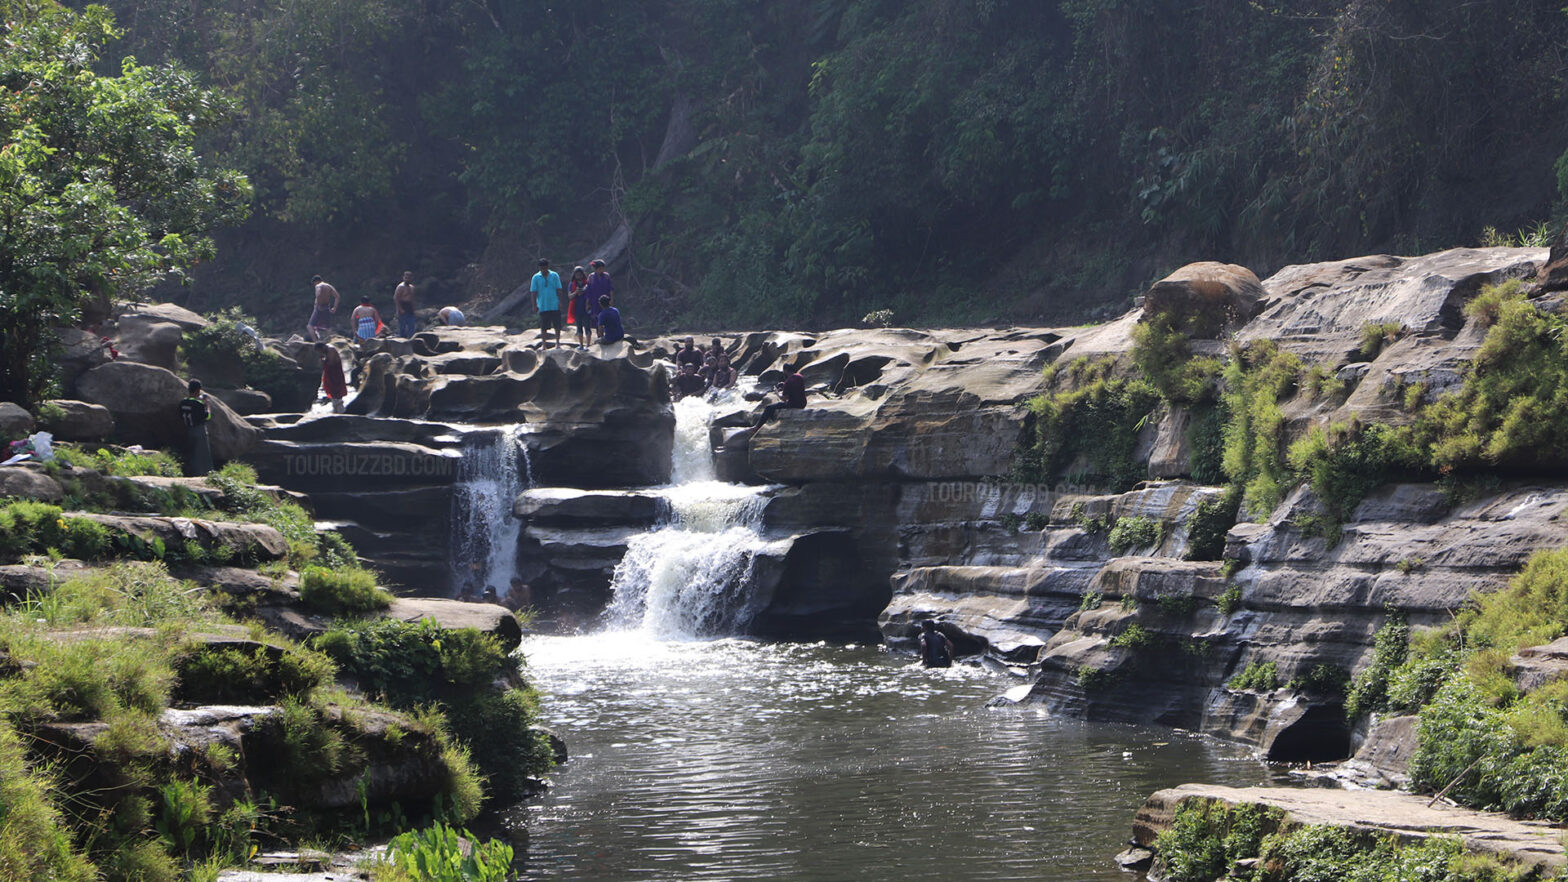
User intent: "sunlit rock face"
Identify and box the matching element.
[223,246,1568,758]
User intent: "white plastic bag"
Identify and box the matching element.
[27,431,53,462]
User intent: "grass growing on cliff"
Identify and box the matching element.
[1131,314,1225,404]
[1226,660,1279,692]
[1107,515,1162,555]
[315,618,555,805]
[1019,356,1160,492]
[0,718,98,881]
[1220,341,1301,519]
[1414,281,1568,473]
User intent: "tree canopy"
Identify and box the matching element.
[66,0,1568,332]
[0,0,250,404]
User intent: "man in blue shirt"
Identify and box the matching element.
[596,294,624,344]
[531,258,564,349]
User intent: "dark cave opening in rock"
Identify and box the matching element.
[1267,704,1353,763]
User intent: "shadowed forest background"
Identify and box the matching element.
[88,0,1568,331]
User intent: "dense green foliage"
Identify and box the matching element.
[60,0,1568,332]
[297,566,391,614]
[376,821,514,882]
[0,561,483,877]
[1107,515,1161,556]
[1415,281,1568,472]
[0,0,249,404]
[1219,341,1300,518]
[1019,357,1159,491]
[1226,660,1278,693]
[314,618,555,805]
[1154,799,1547,882]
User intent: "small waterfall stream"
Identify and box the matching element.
[450,425,529,601]
[605,396,777,636]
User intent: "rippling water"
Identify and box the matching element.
[519,634,1277,881]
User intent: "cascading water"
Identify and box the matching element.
[605,395,778,637]
[450,425,529,601]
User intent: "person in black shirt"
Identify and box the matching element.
[178,379,214,476]
[676,337,704,371]
[672,362,708,400]
[919,620,954,668]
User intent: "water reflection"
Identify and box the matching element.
[519,636,1275,881]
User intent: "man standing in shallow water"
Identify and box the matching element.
[308,275,339,341]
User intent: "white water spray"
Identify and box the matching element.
[606,396,776,637]
[450,425,529,600]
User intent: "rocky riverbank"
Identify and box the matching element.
[14,239,1568,876]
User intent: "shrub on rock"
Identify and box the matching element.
[298,566,390,614]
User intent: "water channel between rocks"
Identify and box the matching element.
[517,636,1280,881]
[507,395,1279,880]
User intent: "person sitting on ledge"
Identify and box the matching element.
[751,366,807,428]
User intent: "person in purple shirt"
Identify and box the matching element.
[752,367,807,428]
[596,294,624,344]
[582,259,613,343]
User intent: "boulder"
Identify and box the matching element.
[77,513,288,561]
[114,315,184,370]
[120,302,209,332]
[0,467,64,502]
[54,328,113,390]
[38,400,114,441]
[1512,637,1568,691]
[1141,261,1264,337]
[0,401,34,439]
[386,598,523,651]
[211,387,273,416]
[73,361,261,462]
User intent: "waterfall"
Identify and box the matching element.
[605,396,775,637]
[450,425,529,601]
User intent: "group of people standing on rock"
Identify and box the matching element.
[304,257,623,352]
[531,258,621,350]
[670,337,739,401]
[306,272,465,346]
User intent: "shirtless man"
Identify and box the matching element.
[308,275,339,342]
[393,271,417,337]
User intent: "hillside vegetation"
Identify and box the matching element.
[68,0,1568,330]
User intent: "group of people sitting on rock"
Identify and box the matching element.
[671,337,740,401]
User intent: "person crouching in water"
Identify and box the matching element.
[919,620,954,668]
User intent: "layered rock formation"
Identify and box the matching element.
[49,248,1566,766]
